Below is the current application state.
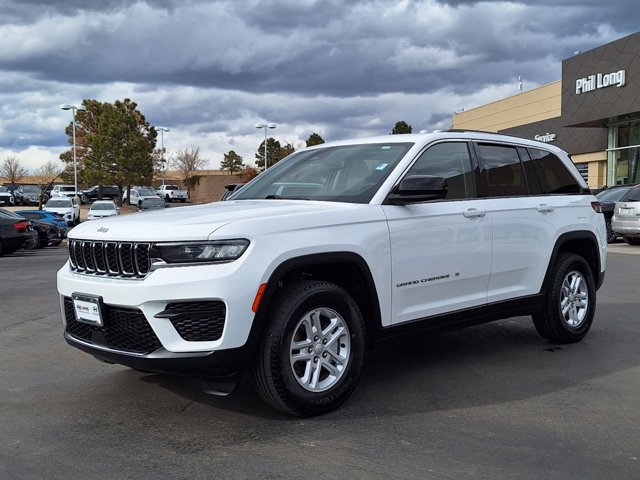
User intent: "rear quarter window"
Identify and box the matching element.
[529,148,582,194]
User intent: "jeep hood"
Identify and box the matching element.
[68,200,365,242]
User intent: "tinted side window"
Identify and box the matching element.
[477,143,528,197]
[621,186,640,202]
[529,148,582,194]
[405,142,477,199]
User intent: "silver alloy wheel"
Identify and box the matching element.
[289,307,351,392]
[560,270,589,327]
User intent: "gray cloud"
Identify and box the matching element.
[0,0,637,171]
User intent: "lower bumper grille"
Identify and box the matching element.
[63,297,162,354]
[160,301,226,342]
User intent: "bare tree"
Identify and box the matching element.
[1,156,29,186]
[34,161,64,208]
[169,146,208,196]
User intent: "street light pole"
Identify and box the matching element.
[255,122,276,170]
[157,127,169,184]
[61,104,86,199]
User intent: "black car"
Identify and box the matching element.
[14,184,45,206]
[0,211,37,255]
[595,184,638,243]
[138,196,167,211]
[0,208,61,248]
[80,185,119,204]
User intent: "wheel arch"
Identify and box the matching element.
[251,252,382,348]
[542,231,604,294]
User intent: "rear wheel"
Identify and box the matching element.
[532,253,596,344]
[253,280,366,417]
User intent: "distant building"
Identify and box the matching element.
[453,31,640,188]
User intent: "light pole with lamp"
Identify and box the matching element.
[61,104,86,199]
[157,127,169,184]
[255,122,276,170]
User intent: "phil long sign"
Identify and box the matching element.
[575,69,626,95]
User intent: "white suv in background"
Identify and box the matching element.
[122,186,160,206]
[51,184,79,198]
[57,131,607,416]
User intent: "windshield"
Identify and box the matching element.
[46,199,72,207]
[137,188,156,196]
[60,186,75,192]
[596,187,633,202]
[0,186,9,193]
[232,142,413,203]
[23,186,40,193]
[91,202,116,211]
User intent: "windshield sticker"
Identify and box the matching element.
[376,163,389,171]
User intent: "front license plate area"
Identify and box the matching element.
[72,293,104,326]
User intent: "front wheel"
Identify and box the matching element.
[532,253,596,344]
[253,280,366,417]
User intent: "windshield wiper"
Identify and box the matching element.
[265,195,309,200]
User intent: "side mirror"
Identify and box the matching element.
[386,175,448,205]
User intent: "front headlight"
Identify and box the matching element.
[152,239,250,264]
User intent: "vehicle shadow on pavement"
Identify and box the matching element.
[116,310,640,420]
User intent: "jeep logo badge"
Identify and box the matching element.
[97,227,109,233]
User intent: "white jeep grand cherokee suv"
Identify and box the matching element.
[57,131,607,416]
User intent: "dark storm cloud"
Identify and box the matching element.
[0,0,638,169]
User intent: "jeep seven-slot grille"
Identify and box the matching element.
[63,297,162,354]
[68,239,151,278]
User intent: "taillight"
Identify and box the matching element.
[13,221,30,232]
[591,201,602,213]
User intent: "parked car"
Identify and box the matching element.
[220,183,245,201]
[87,200,120,220]
[81,185,119,204]
[51,184,79,199]
[156,184,187,202]
[0,208,61,248]
[611,185,640,245]
[0,186,15,206]
[13,185,45,206]
[58,131,606,416]
[122,187,160,206]
[44,197,81,226]
[0,211,37,255]
[16,210,70,238]
[595,184,637,243]
[138,197,167,211]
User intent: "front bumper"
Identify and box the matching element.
[57,255,262,365]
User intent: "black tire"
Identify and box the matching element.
[25,232,39,250]
[605,220,617,244]
[253,280,366,417]
[623,236,640,245]
[48,239,62,247]
[165,194,171,202]
[180,199,186,203]
[532,253,596,344]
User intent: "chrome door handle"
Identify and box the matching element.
[463,208,486,218]
[536,204,554,213]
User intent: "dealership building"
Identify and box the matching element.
[452,32,640,189]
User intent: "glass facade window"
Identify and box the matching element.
[608,120,640,185]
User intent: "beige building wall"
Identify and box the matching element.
[452,81,561,132]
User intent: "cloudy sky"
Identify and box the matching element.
[0,0,637,172]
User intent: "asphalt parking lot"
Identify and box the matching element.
[1,246,639,479]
